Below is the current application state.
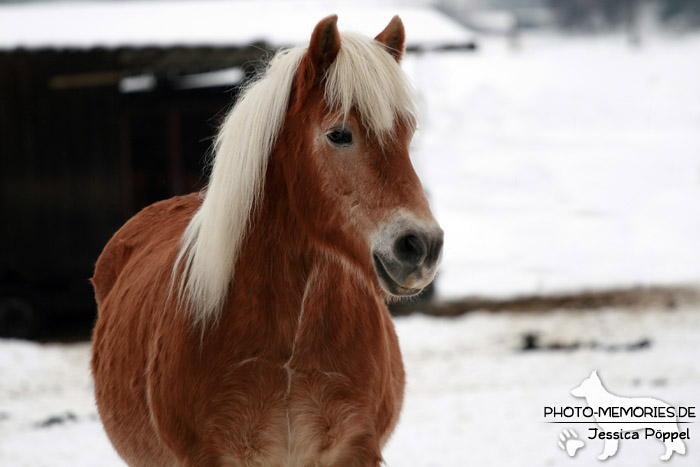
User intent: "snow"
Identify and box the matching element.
[2,304,699,465]
[384,306,700,466]
[0,341,122,466]
[0,0,475,50]
[404,34,700,299]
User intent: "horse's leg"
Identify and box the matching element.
[326,432,383,467]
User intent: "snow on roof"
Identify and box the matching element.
[0,0,476,51]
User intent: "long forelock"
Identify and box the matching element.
[173,32,418,327]
[325,32,418,144]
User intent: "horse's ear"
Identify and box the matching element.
[308,15,341,77]
[375,15,405,62]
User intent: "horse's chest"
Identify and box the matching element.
[285,367,379,465]
[214,357,391,466]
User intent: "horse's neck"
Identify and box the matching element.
[284,254,388,376]
[211,184,310,355]
[213,181,384,364]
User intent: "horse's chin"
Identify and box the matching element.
[372,254,425,298]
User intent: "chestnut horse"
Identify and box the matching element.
[91,15,443,466]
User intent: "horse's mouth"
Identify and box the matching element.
[372,254,422,297]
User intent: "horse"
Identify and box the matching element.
[91,15,443,466]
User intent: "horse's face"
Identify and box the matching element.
[284,16,443,298]
[315,112,442,298]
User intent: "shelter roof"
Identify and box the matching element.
[0,0,477,51]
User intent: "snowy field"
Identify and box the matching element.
[405,33,700,299]
[2,30,700,466]
[1,304,699,466]
[385,305,700,466]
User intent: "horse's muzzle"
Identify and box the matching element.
[372,220,443,297]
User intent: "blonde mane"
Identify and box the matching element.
[173,32,418,326]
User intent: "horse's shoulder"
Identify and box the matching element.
[92,193,202,307]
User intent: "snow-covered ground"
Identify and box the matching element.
[405,34,700,299]
[1,304,699,466]
[385,305,700,466]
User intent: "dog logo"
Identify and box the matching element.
[571,370,687,461]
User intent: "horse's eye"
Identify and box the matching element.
[326,128,353,146]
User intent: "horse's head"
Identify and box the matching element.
[281,16,443,298]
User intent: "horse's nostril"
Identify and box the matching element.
[393,234,427,267]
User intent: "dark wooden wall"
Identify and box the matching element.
[0,47,260,336]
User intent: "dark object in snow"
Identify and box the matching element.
[522,332,539,351]
[36,412,77,428]
[0,412,8,421]
[520,334,652,352]
[598,338,651,352]
[652,377,668,387]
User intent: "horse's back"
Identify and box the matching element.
[92,193,201,308]
[91,193,200,466]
